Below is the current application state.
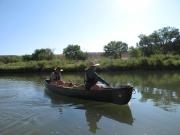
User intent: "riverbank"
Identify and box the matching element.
[1,55,180,73]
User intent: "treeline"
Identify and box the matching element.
[0,26,180,73]
[0,40,128,63]
[0,48,54,64]
[129,26,180,57]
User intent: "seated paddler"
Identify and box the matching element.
[50,67,64,85]
[84,61,110,90]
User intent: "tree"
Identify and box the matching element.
[137,27,180,56]
[63,45,88,60]
[22,55,32,61]
[173,36,180,54]
[129,46,142,58]
[104,41,128,58]
[32,48,54,60]
[137,34,155,56]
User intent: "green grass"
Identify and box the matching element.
[1,55,180,73]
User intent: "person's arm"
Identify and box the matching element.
[50,72,54,81]
[93,72,110,86]
[58,72,62,80]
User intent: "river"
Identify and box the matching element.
[0,71,180,135]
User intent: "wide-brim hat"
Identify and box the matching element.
[54,67,63,71]
[88,61,100,67]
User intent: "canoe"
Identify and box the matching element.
[44,89,134,126]
[44,79,134,105]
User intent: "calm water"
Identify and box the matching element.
[0,71,180,135]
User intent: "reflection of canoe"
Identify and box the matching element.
[44,89,134,126]
[44,79,133,105]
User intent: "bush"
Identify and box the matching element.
[0,56,22,64]
[22,55,32,61]
[32,48,54,60]
[63,45,88,60]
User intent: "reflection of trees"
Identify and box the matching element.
[44,89,134,133]
[44,71,180,111]
[134,71,180,111]
[0,73,47,84]
[99,70,180,111]
[3,71,180,112]
[140,87,178,111]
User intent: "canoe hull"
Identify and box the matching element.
[44,80,133,105]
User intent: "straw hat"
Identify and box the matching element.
[54,67,63,71]
[88,61,100,67]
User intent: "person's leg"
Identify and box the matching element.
[90,84,104,90]
[57,80,65,85]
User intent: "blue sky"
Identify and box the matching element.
[0,0,180,55]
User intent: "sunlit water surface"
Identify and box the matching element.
[0,71,180,135]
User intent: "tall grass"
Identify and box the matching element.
[1,54,180,73]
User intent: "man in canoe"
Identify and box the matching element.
[50,67,64,85]
[84,61,110,90]
[50,67,75,87]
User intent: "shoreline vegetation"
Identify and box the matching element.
[1,27,180,74]
[1,54,180,74]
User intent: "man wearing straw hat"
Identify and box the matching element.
[50,67,63,82]
[84,61,110,90]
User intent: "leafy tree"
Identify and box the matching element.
[104,41,128,58]
[32,48,54,60]
[22,55,32,61]
[129,46,142,58]
[137,34,155,56]
[63,45,88,60]
[137,27,180,56]
[173,36,180,54]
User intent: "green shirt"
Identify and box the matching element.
[85,67,109,89]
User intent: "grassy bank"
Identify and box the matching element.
[1,55,180,73]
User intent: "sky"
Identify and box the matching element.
[0,0,180,55]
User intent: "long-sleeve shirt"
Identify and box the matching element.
[50,71,61,81]
[85,67,109,90]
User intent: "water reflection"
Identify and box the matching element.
[85,110,101,133]
[63,71,180,112]
[2,70,180,112]
[132,71,180,112]
[44,89,134,133]
[0,73,47,85]
[100,71,180,111]
[1,71,180,135]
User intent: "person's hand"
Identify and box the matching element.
[107,83,111,88]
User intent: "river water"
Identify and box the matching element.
[0,71,180,135]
